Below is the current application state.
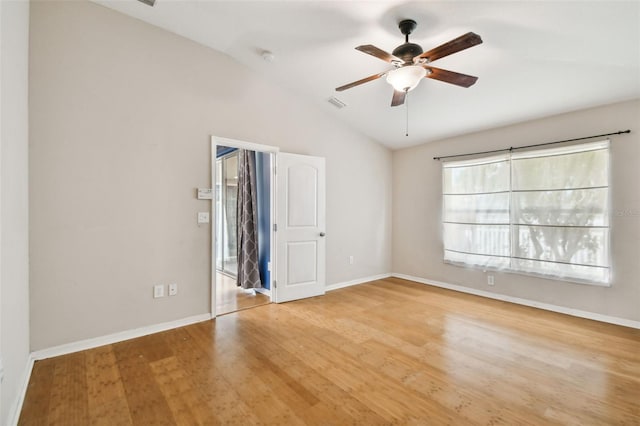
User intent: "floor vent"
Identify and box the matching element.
[328,97,347,109]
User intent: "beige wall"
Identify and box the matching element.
[393,99,640,322]
[29,1,392,351]
[1,0,30,423]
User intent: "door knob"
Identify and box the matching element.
[319,232,326,237]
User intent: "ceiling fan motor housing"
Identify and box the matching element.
[392,43,424,64]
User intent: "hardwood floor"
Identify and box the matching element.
[216,272,270,316]
[19,277,640,425]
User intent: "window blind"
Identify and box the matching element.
[442,140,610,285]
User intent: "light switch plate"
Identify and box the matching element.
[153,284,165,298]
[198,212,210,224]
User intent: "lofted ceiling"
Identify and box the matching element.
[93,0,640,150]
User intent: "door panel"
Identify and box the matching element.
[287,241,317,285]
[276,153,326,303]
[287,165,318,227]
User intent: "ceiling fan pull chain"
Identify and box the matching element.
[405,89,409,137]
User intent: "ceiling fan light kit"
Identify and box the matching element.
[336,19,482,107]
[386,65,428,92]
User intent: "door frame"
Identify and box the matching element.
[210,136,279,318]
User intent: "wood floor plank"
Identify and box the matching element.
[47,352,89,425]
[111,339,176,425]
[19,278,640,425]
[239,315,389,425]
[165,326,261,425]
[17,358,56,426]
[85,346,133,426]
[147,356,202,426]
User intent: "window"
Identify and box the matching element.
[442,140,610,285]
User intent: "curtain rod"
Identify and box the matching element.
[433,130,631,161]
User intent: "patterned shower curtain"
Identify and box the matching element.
[236,149,262,289]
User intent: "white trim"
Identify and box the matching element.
[269,151,276,302]
[211,141,216,317]
[211,136,280,154]
[392,273,640,329]
[326,273,392,292]
[7,354,34,426]
[31,313,212,361]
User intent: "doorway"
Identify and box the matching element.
[211,136,327,318]
[214,144,271,315]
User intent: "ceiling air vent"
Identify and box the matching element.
[328,97,347,109]
[137,0,156,6]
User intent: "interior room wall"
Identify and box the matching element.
[393,99,640,322]
[29,1,392,351]
[0,0,31,423]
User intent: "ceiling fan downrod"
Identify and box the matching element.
[398,19,417,43]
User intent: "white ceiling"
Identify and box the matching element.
[94,0,640,150]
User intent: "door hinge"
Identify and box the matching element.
[273,280,277,288]
[273,223,278,232]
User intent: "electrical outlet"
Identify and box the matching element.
[349,255,354,265]
[169,283,178,296]
[487,275,495,286]
[153,284,165,298]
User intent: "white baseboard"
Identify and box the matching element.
[326,273,392,292]
[31,313,212,361]
[392,273,640,329]
[7,354,35,426]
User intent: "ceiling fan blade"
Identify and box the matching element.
[425,66,478,88]
[335,72,386,92]
[356,45,403,64]
[415,32,482,63]
[391,90,406,107]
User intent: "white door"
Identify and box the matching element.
[275,153,326,303]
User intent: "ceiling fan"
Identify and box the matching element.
[336,20,482,107]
